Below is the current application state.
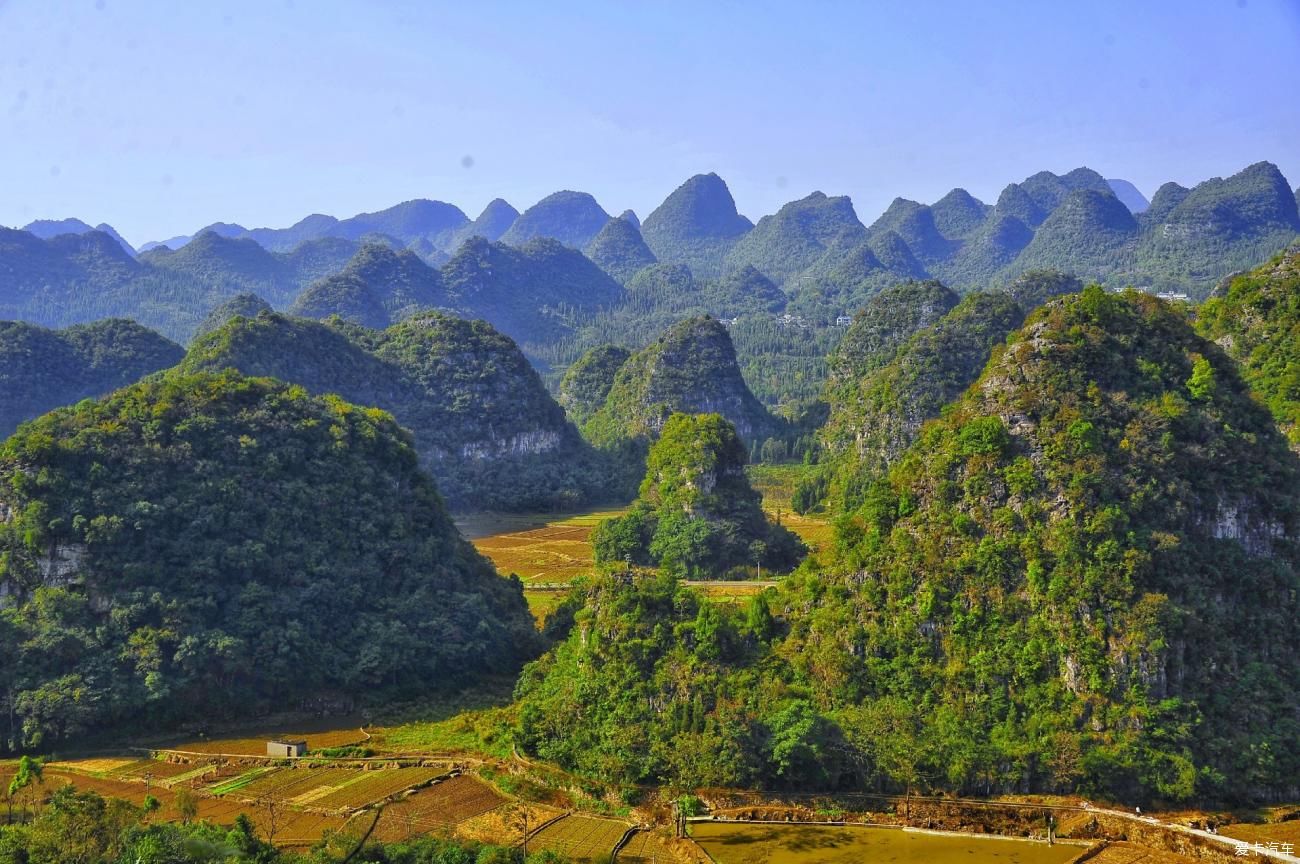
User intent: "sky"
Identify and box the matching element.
[1,0,1298,247]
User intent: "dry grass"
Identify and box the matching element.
[462,508,626,584]
[454,801,563,846]
[370,775,507,841]
[1085,842,1198,863]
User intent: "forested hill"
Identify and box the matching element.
[180,310,607,510]
[816,287,1300,800]
[582,316,783,450]
[0,371,539,746]
[0,318,183,437]
[1196,245,1300,446]
[0,227,359,342]
[516,288,1300,803]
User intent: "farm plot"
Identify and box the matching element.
[230,767,358,802]
[617,829,676,864]
[371,775,507,841]
[37,770,351,843]
[309,766,445,811]
[109,759,207,782]
[461,508,627,584]
[529,814,631,862]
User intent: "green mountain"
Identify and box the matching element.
[518,289,1300,802]
[499,190,610,249]
[1005,189,1138,280]
[289,242,449,329]
[825,280,960,396]
[225,200,470,254]
[558,344,631,425]
[1003,268,1084,310]
[1197,246,1300,445]
[191,292,273,341]
[23,218,136,256]
[819,291,1026,506]
[724,192,866,287]
[141,230,357,307]
[619,209,641,229]
[940,211,1034,286]
[1107,178,1150,214]
[448,198,520,248]
[1019,167,1112,213]
[991,182,1048,228]
[0,318,183,437]
[929,188,991,240]
[1144,182,1190,223]
[1130,161,1300,294]
[640,173,753,279]
[439,236,625,349]
[866,198,957,264]
[584,215,658,283]
[180,311,604,510]
[813,287,1300,801]
[591,412,805,578]
[583,316,782,449]
[0,370,538,745]
[709,265,787,314]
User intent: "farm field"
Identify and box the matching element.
[370,775,507,841]
[689,822,1082,864]
[1220,820,1300,847]
[618,828,677,863]
[20,769,351,845]
[457,507,627,584]
[1083,844,1197,864]
[528,813,631,862]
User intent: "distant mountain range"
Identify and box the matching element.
[5,159,1296,361]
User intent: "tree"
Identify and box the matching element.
[7,755,44,823]
[174,788,199,824]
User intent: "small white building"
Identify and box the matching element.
[267,739,307,758]
[835,315,853,327]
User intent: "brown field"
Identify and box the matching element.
[307,766,444,811]
[27,770,350,844]
[370,775,507,841]
[1084,842,1198,863]
[529,813,631,862]
[460,508,626,583]
[1220,820,1300,847]
[454,801,564,847]
[619,828,678,863]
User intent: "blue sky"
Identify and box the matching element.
[1,0,1298,246]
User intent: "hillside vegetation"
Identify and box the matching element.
[181,311,606,510]
[0,319,183,437]
[0,371,538,747]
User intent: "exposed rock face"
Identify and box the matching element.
[180,311,604,510]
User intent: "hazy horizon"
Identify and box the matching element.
[2,0,1298,246]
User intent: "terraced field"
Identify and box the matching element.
[207,764,445,811]
[529,813,631,862]
[32,769,351,844]
[372,775,507,841]
[618,828,677,863]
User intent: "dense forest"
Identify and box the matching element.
[180,311,607,511]
[517,289,1300,803]
[0,371,539,748]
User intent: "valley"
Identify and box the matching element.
[2,5,1299,860]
